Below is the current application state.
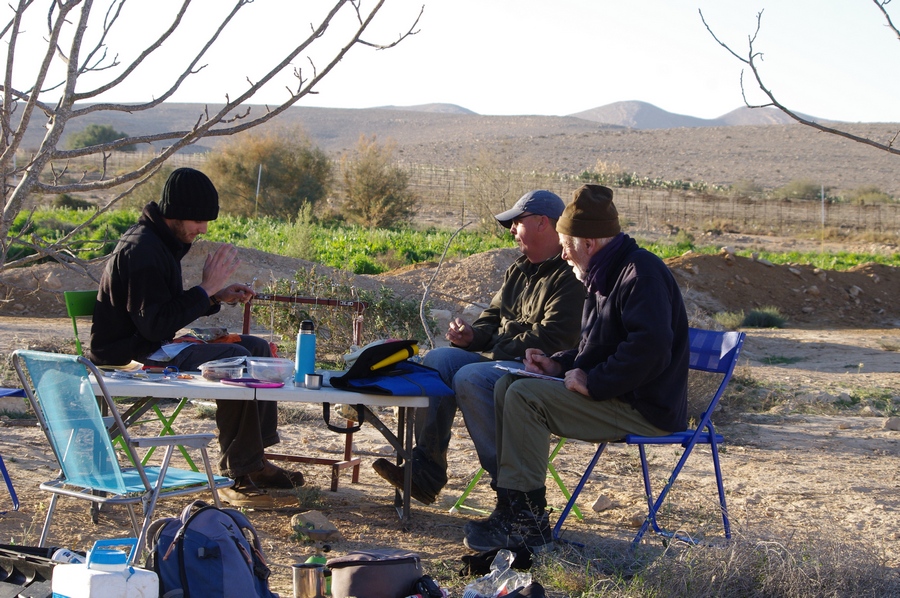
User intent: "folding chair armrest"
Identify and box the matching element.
[130,433,216,449]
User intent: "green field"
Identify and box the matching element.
[12,207,900,274]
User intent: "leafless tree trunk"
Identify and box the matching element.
[0,0,421,273]
[700,1,900,156]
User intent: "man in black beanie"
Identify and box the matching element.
[89,167,304,508]
[464,184,690,553]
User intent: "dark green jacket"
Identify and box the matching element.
[464,253,585,361]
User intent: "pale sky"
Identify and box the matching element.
[7,0,899,123]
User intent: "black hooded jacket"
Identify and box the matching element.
[88,202,219,365]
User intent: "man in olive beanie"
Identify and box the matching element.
[89,168,304,509]
[464,184,690,553]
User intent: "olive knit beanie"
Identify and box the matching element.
[556,184,620,238]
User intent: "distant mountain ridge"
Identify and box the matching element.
[371,99,815,128]
[568,100,807,128]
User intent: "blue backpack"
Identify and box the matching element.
[146,500,277,598]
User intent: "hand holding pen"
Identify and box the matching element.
[523,348,561,376]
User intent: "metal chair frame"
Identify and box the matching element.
[449,437,583,521]
[553,328,746,546]
[13,349,232,560]
[0,452,18,512]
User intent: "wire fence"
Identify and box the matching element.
[104,154,900,236]
[402,164,900,236]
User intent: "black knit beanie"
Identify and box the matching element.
[158,168,219,221]
[557,184,621,238]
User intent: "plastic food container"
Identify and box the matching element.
[247,357,295,382]
[199,357,245,381]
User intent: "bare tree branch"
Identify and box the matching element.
[700,7,900,156]
[874,0,900,41]
[0,0,421,271]
[419,222,471,350]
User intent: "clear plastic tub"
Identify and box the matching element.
[247,357,295,382]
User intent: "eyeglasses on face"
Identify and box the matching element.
[510,213,543,228]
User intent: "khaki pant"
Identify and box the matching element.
[494,375,668,492]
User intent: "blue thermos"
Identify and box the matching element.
[295,320,316,384]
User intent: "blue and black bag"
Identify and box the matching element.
[331,340,451,397]
[145,500,277,598]
[325,340,452,434]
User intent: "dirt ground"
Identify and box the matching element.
[1,235,899,596]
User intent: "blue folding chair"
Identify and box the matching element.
[0,452,18,512]
[12,349,233,560]
[0,388,25,512]
[553,328,745,546]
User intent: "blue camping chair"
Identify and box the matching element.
[553,327,746,546]
[64,290,198,472]
[12,350,233,560]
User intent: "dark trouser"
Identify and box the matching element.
[146,336,278,478]
[412,347,488,494]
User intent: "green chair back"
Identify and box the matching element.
[64,290,98,356]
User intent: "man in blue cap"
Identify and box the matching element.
[373,190,585,507]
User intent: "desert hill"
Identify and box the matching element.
[16,101,900,195]
[569,101,807,128]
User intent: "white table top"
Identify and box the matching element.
[92,373,428,408]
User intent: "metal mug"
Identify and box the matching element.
[292,563,327,598]
[305,373,323,390]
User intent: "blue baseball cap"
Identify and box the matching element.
[494,190,565,228]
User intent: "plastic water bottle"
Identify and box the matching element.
[295,320,316,385]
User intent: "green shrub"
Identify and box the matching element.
[714,310,745,330]
[729,178,764,198]
[672,229,695,252]
[845,185,893,205]
[741,306,786,328]
[339,135,416,228]
[52,194,94,210]
[207,128,332,219]
[772,179,826,201]
[463,149,532,235]
[66,124,136,152]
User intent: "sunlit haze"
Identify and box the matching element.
[6,0,897,123]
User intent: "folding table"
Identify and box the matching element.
[92,374,427,524]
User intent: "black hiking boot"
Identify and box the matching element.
[372,458,439,505]
[463,488,513,536]
[463,488,553,553]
